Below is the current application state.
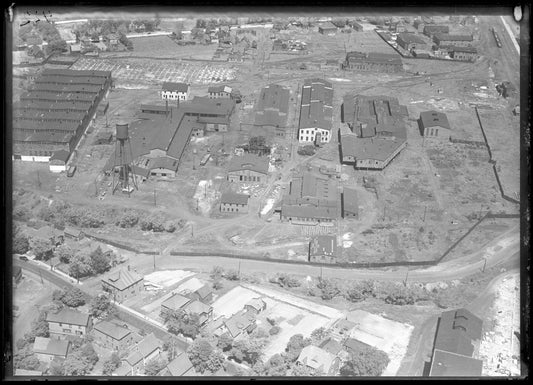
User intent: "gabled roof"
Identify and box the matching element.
[194,284,213,300]
[419,110,451,130]
[220,191,249,205]
[318,21,338,31]
[429,349,483,376]
[310,235,337,257]
[162,82,189,93]
[161,293,191,311]
[434,33,473,42]
[183,300,212,315]
[227,153,269,175]
[101,269,143,291]
[297,345,337,373]
[136,332,161,358]
[94,320,131,341]
[208,85,233,94]
[224,310,256,338]
[46,308,90,327]
[50,150,70,163]
[33,337,69,357]
[319,338,342,355]
[245,298,266,311]
[434,308,483,357]
[166,353,196,376]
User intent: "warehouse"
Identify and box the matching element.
[318,22,338,35]
[298,79,333,144]
[227,153,269,183]
[433,34,473,47]
[396,32,428,51]
[254,84,290,137]
[220,191,249,213]
[343,51,403,73]
[418,110,452,139]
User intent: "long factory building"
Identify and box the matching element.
[13,68,112,162]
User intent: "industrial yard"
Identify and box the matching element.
[10,10,523,379]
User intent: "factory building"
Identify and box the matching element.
[343,51,403,73]
[254,84,290,138]
[298,79,333,144]
[13,69,112,162]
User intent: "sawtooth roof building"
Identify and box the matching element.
[298,78,334,144]
[343,51,403,73]
[340,95,408,170]
[13,68,112,162]
[429,308,483,377]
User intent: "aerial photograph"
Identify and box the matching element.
[6,5,526,379]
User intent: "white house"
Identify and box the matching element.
[161,82,190,101]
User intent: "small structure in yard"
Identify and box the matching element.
[222,310,257,339]
[13,266,22,285]
[161,82,189,101]
[319,338,343,355]
[227,153,269,183]
[63,226,83,240]
[318,22,338,35]
[49,149,70,173]
[186,284,214,303]
[33,337,70,364]
[429,308,483,377]
[342,188,359,219]
[297,345,341,376]
[121,332,162,376]
[220,191,250,213]
[46,308,92,340]
[93,320,135,352]
[158,353,197,376]
[309,235,338,264]
[244,298,267,314]
[101,268,144,303]
[348,21,364,31]
[418,110,451,139]
[396,32,428,51]
[330,318,357,339]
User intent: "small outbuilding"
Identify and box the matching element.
[418,110,452,139]
[49,150,70,173]
[309,235,338,264]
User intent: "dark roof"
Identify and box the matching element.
[423,25,449,34]
[185,97,235,116]
[309,235,337,257]
[227,153,269,175]
[31,83,102,94]
[208,85,232,94]
[346,51,403,66]
[397,32,427,44]
[341,134,406,162]
[35,75,107,86]
[221,191,249,205]
[50,150,70,163]
[14,118,80,132]
[13,130,73,144]
[224,310,256,338]
[299,79,333,131]
[46,308,90,327]
[161,294,191,311]
[434,308,483,357]
[131,165,150,178]
[281,204,338,220]
[290,172,337,201]
[41,68,112,78]
[451,46,478,53]
[429,349,483,376]
[14,108,86,122]
[419,110,451,130]
[318,21,338,31]
[319,338,343,355]
[195,284,213,300]
[434,33,473,42]
[344,337,372,352]
[21,91,97,102]
[101,269,143,291]
[14,100,92,112]
[94,320,131,340]
[166,353,195,376]
[140,104,169,113]
[162,82,189,92]
[342,187,358,215]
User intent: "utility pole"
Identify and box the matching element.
[39,269,44,284]
[196,198,199,211]
[37,170,41,189]
[479,204,483,219]
[153,253,156,271]
[423,205,427,222]
[404,269,409,286]
[105,111,109,128]
[238,261,241,278]
[191,224,194,238]
[95,180,98,197]
[482,257,487,273]
[320,266,323,280]
[204,183,207,198]
[154,187,157,206]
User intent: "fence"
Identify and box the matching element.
[449,138,487,147]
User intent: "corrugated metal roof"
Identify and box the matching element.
[13,118,80,132]
[21,91,97,102]
[14,109,86,122]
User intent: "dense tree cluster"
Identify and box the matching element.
[89,293,116,318]
[102,352,121,375]
[162,309,201,339]
[269,273,301,288]
[187,338,225,374]
[53,287,87,308]
[339,344,389,376]
[144,356,168,375]
[228,338,264,366]
[12,226,30,254]
[297,145,316,156]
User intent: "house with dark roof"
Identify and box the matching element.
[121,332,162,376]
[161,82,189,101]
[244,298,266,314]
[186,284,214,303]
[46,308,92,340]
[429,308,483,377]
[223,310,257,339]
[101,268,144,303]
[418,110,451,139]
[227,153,269,183]
[33,337,70,364]
[93,320,135,351]
[298,79,334,144]
[182,300,213,326]
[158,353,197,376]
[450,46,478,62]
[49,150,70,173]
[297,345,340,375]
[318,22,338,35]
[161,293,191,314]
[396,32,428,51]
[342,187,359,219]
[309,235,338,264]
[343,51,403,73]
[220,191,249,213]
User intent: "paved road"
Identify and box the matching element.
[13,260,189,352]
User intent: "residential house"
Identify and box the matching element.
[309,235,338,264]
[93,320,135,351]
[396,33,428,51]
[185,284,213,303]
[244,298,267,314]
[298,79,334,144]
[13,266,22,285]
[297,345,341,375]
[101,268,144,303]
[343,51,403,73]
[161,82,190,101]
[330,318,357,340]
[33,337,70,364]
[182,300,213,326]
[63,226,83,240]
[433,34,473,47]
[199,116,230,132]
[429,308,483,376]
[46,308,92,340]
[418,110,452,139]
[220,191,249,213]
[158,353,197,376]
[342,188,359,219]
[318,22,338,35]
[227,153,269,183]
[208,85,233,99]
[122,333,162,376]
[319,338,343,355]
[49,149,70,173]
[450,46,477,62]
[423,25,449,38]
[223,310,257,339]
[161,293,191,314]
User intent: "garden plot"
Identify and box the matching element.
[347,310,414,376]
[144,270,196,288]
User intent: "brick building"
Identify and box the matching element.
[220,191,249,213]
[46,308,92,340]
[101,268,144,303]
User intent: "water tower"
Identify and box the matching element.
[112,122,138,196]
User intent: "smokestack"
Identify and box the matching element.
[128,265,130,271]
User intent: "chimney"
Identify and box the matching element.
[127,265,130,271]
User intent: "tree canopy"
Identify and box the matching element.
[187,338,224,374]
[339,345,390,376]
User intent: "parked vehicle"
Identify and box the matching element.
[67,165,77,177]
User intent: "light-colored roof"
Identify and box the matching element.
[183,300,212,315]
[136,332,161,358]
[102,269,143,291]
[64,226,81,236]
[297,345,337,373]
[33,337,69,357]
[220,191,249,205]
[245,298,266,311]
[227,153,269,175]
[94,320,131,341]
[166,353,196,376]
[162,293,191,311]
[429,349,483,376]
[46,308,90,327]
[50,150,70,163]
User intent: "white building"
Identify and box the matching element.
[161,82,190,101]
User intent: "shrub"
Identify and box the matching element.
[164,220,177,233]
[115,211,139,228]
[269,326,281,335]
[13,231,30,254]
[297,145,316,156]
[225,269,239,281]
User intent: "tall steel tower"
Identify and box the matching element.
[112,122,138,196]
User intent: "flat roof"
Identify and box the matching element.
[429,349,483,376]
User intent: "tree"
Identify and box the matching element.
[144,356,167,375]
[310,327,330,344]
[210,266,224,280]
[46,38,67,55]
[229,338,264,366]
[27,311,49,341]
[81,343,99,366]
[89,246,111,274]
[269,326,281,335]
[213,279,223,290]
[217,333,233,352]
[115,211,139,228]
[316,278,340,300]
[69,252,94,279]
[187,338,224,374]
[339,346,390,376]
[225,269,239,281]
[62,351,93,375]
[196,19,207,28]
[89,293,115,318]
[276,273,301,288]
[13,230,30,254]
[291,364,322,376]
[13,206,31,221]
[297,145,316,156]
[29,237,54,260]
[162,309,201,339]
[102,352,121,375]
[61,287,86,307]
[54,243,74,264]
[162,336,181,361]
[285,334,311,362]
[262,354,288,376]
